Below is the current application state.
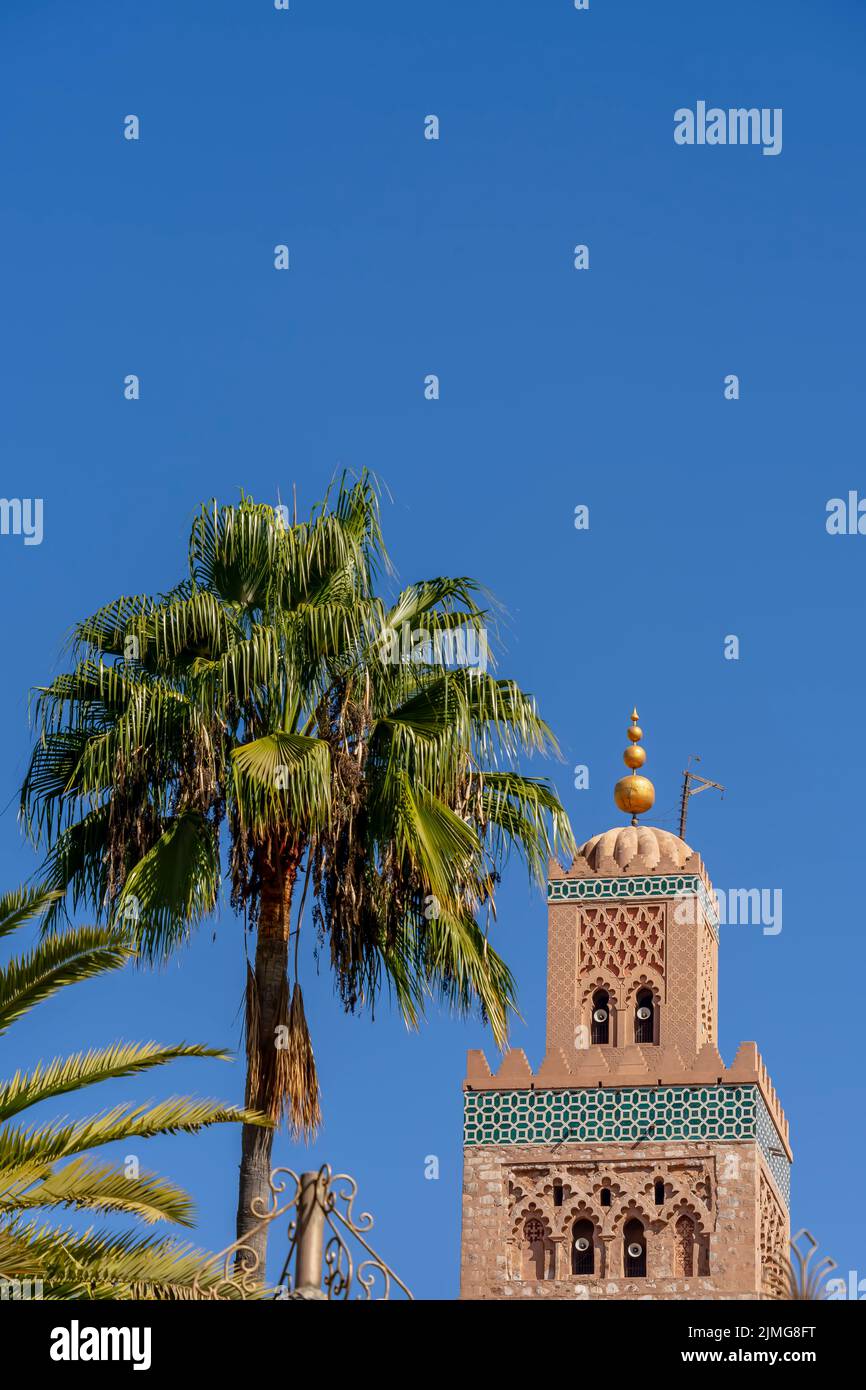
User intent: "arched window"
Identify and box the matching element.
[674,1214,695,1277]
[635,988,655,1044]
[572,1219,595,1276]
[522,1217,550,1280]
[623,1218,647,1278]
[654,1179,665,1206]
[600,1186,612,1207]
[591,989,610,1044]
[553,1180,563,1208]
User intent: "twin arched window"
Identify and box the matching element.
[520,1210,707,1281]
[590,987,658,1045]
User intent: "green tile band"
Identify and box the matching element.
[547,873,719,935]
[463,1083,789,1206]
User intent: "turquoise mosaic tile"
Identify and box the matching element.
[464,1083,790,1208]
[547,874,719,936]
[756,1093,791,1206]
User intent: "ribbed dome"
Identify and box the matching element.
[578,825,694,874]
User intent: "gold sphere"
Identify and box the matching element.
[614,774,655,815]
[623,744,646,769]
[627,725,643,743]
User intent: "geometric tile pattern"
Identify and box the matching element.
[548,874,719,937]
[464,1083,790,1208]
[756,1092,791,1207]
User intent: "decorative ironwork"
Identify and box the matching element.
[190,1165,304,1300]
[766,1228,837,1301]
[191,1164,412,1300]
[277,1166,413,1301]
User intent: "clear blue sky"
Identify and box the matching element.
[1,0,864,1298]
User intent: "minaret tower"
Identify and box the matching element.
[459,710,791,1299]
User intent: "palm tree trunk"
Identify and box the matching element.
[235,847,298,1281]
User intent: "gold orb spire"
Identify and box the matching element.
[614,707,655,824]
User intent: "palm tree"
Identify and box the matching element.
[21,472,575,1276]
[0,884,268,1298]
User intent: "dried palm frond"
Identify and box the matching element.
[285,983,321,1139]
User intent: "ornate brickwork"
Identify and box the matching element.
[699,919,716,1044]
[462,820,792,1299]
[579,903,665,985]
[546,879,720,1060]
[545,903,579,1056]
[672,1213,710,1277]
[460,1138,769,1298]
[759,1169,789,1296]
[503,1156,715,1281]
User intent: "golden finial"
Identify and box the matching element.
[614,707,655,825]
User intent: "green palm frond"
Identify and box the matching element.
[70,593,155,658]
[1,1158,193,1226]
[21,475,575,1167]
[378,901,518,1050]
[480,771,577,881]
[1,1098,267,1174]
[0,869,272,1298]
[422,906,518,1048]
[144,591,242,666]
[327,468,389,577]
[0,926,131,1037]
[377,576,490,645]
[391,775,482,910]
[231,732,331,834]
[0,1220,260,1299]
[71,686,192,796]
[35,804,116,930]
[0,1042,230,1122]
[189,496,284,610]
[115,812,221,961]
[32,659,141,734]
[18,730,92,827]
[212,623,281,705]
[0,885,61,942]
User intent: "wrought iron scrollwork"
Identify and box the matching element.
[277,1165,412,1300]
[317,1170,412,1301]
[766,1228,838,1301]
[191,1165,304,1300]
[192,1164,412,1300]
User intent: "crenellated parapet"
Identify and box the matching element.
[464,1040,790,1162]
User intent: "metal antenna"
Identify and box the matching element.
[678,755,725,839]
